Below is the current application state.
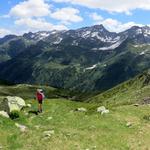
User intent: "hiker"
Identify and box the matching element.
[36,89,45,113]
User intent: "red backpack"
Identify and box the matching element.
[36,92,44,101]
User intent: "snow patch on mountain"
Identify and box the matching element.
[136,29,142,35]
[133,44,150,48]
[140,51,145,55]
[81,31,91,38]
[111,36,121,42]
[72,40,78,46]
[90,32,113,42]
[53,37,63,44]
[37,32,50,40]
[143,29,150,37]
[92,40,123,51]
[139,49,149,55]
[85,64,97,70]
[24,31,51,41]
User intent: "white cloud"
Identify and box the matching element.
[50,7,83,24]
[15,18,68,31]
[53,0,150,14]
[0,28,12,37]
[90,13,103,21]
[9,0,51,18]
[8,0,82,32]
[101,19,143,32]
[8,0,71,32]
[90,12,143,32]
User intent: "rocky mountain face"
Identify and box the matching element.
[0,25,150,92]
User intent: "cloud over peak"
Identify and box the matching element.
[7,0,82,33]
[10,0,51,18]
[50,7,83,24]
[53,0,150,14]
[0,28,12,37]
[15,18,68,31]
[90,12,143,32]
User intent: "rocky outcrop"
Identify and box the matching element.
[97,106,109,115]
[0,96,26,114]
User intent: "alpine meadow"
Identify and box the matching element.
[0,0,150,150]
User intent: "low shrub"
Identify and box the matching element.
[9,110,20,119]
[143,115,150,121]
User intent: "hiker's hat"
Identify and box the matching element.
[37,89,43,92]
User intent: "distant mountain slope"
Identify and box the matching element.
[0,25,150,92]
[0,79,13,85]
[0,83,86,100]
[88,70,150,106]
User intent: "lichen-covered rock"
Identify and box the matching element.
[43,130,55,138]
[75,107,87,112]
[0,96,26,114]
[0,111,9,118]
[97,106,106,113]
[97,106,109,115]
[101,109,109,115]
[47,117,53,120]
[126,122,132,127]
[15,123,28,132]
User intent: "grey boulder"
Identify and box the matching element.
[0,96,26,114]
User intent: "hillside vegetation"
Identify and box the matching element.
[0,71,150,150]
[0,25,150,92]
[88,70,150,106]
[0,99,150,150]
[0,84,81,101]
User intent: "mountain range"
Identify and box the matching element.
[0,24,150,92]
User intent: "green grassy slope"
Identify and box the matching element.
[88,70,150,106]
[0,71,150,150]
[0,84,80,101]
[0,99,150,150]
[0,84,54,99]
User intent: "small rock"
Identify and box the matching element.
[15,123,28,132]
[101,109,109,115]
[126,122,132,127]
[26,104,31,108]
[133,104,139,107]
[97,106,109,115]
[97,106,106,113]
[43,130,54,137]
[0,111,9,118]
[47,117,53,120]
[75,107,87,112]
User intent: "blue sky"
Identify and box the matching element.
[1,0,150,37]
